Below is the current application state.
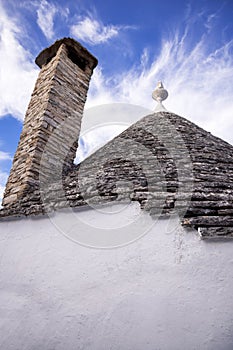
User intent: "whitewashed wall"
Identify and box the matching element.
[0,204,233,350]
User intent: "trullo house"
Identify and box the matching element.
[1,38,233,350]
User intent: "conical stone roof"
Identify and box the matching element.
[1,111,233,239]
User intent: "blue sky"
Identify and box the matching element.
[0,0,233,203]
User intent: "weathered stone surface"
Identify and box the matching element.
[1,39,233,240]
[2,38,97,208]
[35,37,97,70]
[199,227,233,239]
[1,110,233,241]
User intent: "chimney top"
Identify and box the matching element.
[35,37,98,70]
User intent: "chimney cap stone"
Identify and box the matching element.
[35,37,98,69]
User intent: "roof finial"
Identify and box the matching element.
[152,81,168,111]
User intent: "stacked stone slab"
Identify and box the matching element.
[1,109,233,239]
[2,38,97,208]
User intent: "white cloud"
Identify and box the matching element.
[0,150,12,161]
[0,4,38,120]
[86,68,116,106]
[36,0,57,40]
[70,15,134,45]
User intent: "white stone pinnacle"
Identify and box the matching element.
[152,81,168,111]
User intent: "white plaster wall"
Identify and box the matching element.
[0,204,233,350]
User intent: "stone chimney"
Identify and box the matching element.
[2,38,97,207]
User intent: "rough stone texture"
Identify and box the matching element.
[1,110,233,239]
[0,38,232,239]
[35,37,97,70]
[199,227,233,239]
[2,38,97,208]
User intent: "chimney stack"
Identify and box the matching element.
[2,38,97,207]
